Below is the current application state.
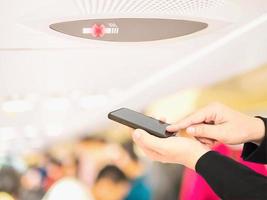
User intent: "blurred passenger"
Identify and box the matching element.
[43,157,64,191]
[62,155,79,177]
[92,165,130,200]
[42,177,93,200]
[20,167,45,200]
[76,136,108,186]
[121,141,152,200]
[146,163,182,200]
[0,167,20,200]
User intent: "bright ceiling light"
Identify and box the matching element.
[44,97,71,111]
[2,100,33,113]
[79,95,108,110]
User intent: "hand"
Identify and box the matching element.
[167,102,265,145]
[132,129,210,170]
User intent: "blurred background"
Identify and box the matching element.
[0,1,267,200]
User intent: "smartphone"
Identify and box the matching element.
[108,108,173,138]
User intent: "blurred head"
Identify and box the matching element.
[43,178,92,200]
[121,140,144,179]
[42,178,93,200]
[92,165,130,200]
[46,157,64,180]
[77,136,109,166]
[0,167,20,198]
[122,140,139,163]
[21,167,42,190]
[76,136,110,186]
[20,189,45,200]
[78,136,107,150]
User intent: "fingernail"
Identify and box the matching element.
[166,125,174,130]
[186,127,195,134]
[133,131,141,140]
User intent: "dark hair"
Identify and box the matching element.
[122,140,138,161]
[47,156,63,167]
[20,189,45,200]
[79,135,107,144]
[0,167,21,197]
[96,165,130,183]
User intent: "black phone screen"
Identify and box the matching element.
[108,108,173,138]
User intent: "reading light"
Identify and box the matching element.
[91,24,106,38]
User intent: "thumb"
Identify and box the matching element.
[132,129,163,151]
[186,124,221,140]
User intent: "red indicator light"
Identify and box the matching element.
[91,24,105,38]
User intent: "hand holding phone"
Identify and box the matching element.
[108,108,173,138]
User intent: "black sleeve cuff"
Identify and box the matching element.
[196,151,267,200]
[195,151,226,198]
[241,116,267,164]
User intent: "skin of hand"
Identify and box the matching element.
[167,102,266,145]
[132,129,210,170]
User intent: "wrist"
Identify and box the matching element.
[186,146,210,170]
[249,117,265,145]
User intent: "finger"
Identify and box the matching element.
[197,137,216,146]
[167,111,206,132]
[155,116,166,123]
[199,138,215,145]
[195,137,216,149]
[205,143,214,149]
[159,117,166,123]
[186,124,221,140]
[166,105,218,132]
[143,148,170,163]
[132,129,165,154]
[136,140,169,163]
[176,128,194,138]
[141,148,163,161]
